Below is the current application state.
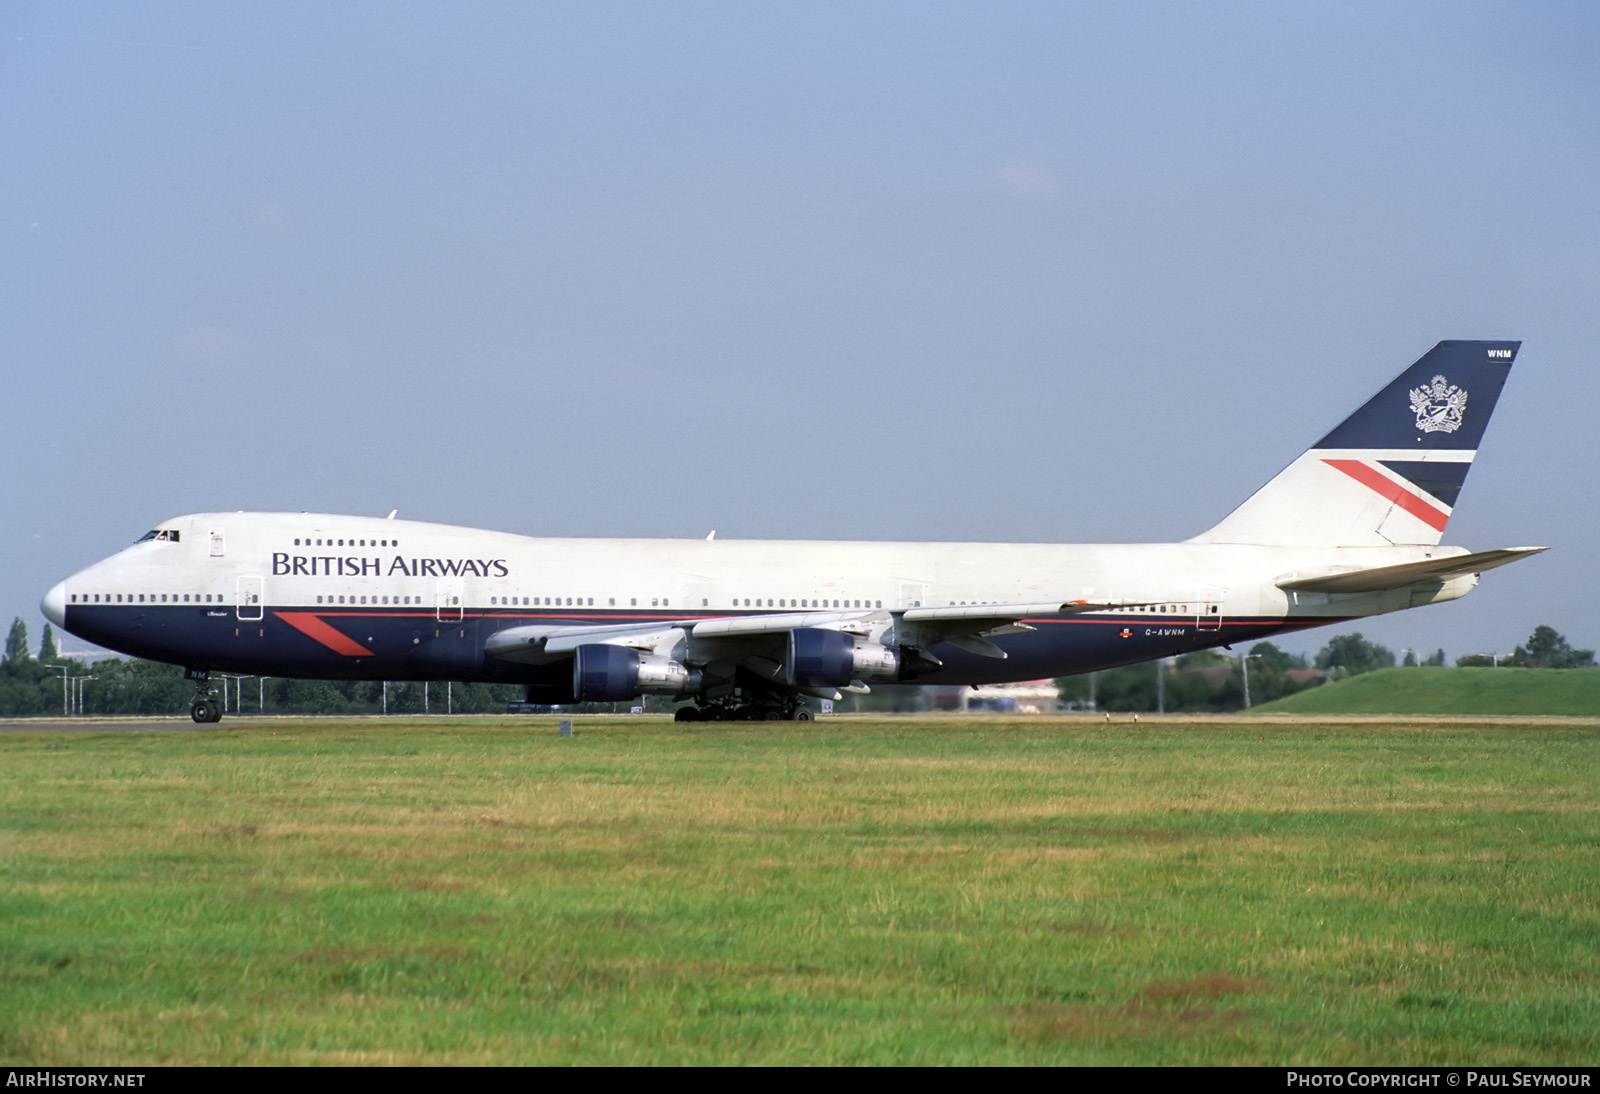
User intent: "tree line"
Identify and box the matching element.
[1,616,1592,718]
[1055,624,1595,714]
[1,618,537,717]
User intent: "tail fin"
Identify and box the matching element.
[1191,340,1519,547]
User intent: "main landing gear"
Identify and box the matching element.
[673,693,815,722]
[186,668,222,724]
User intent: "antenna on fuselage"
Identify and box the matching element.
[386,509,398,520]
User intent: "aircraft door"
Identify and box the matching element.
[1195,584,1224,633]
[436,578,464,622]
[236,575,264,622]
[898,582,929,609]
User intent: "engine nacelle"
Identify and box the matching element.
[573,644,700,701]
[785,628,901,688]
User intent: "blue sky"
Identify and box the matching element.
[4,1,1597,664]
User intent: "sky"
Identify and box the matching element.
[4,1,1598,665]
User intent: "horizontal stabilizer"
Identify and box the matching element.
[1275,547,1546,594]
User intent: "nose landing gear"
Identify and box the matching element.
[185,668,222,724]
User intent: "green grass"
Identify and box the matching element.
[1255,667,1600,716]
[3,715,1598,1064]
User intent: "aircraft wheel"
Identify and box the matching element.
[763,709,783,721]
[191,699,220,724]
[674,706,701,723]
[790,707,813,722]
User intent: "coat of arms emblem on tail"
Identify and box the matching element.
[1409,374,1468,434]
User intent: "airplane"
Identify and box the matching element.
[41,340,1543,724]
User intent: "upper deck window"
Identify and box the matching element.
[136,529,181,543]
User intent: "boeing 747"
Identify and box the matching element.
[42,341,1542,722]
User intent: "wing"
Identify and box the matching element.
[692,599,1153,654]
[483,598,1164,701]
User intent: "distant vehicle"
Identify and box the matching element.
[43,341,1541,724]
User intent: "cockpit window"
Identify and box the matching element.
[136,529,181,543]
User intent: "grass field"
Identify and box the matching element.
[3,714,1597,1065]
[1255,667,1600,716]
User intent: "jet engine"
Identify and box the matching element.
[785,628,901,688]
[573,644,701,701]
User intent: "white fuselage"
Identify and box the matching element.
[46,511,1473,688]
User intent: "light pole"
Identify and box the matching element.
[1241,652,1263,709]
[44,665,69,715]
[71,675,95,714]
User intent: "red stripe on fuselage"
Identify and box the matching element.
[1321,459,1450,532]
[275,612,375,656]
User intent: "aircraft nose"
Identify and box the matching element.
[41,581,67,628]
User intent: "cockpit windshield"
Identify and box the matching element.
[136,529,181,543]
